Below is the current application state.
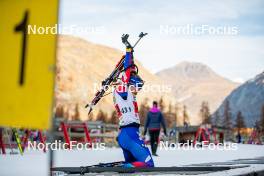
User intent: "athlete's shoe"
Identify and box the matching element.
[152,153,159,157]
[122,161,151,168]
[122,163,135,168]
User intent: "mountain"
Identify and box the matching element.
[55,35,241,125]
[215,72,264,127]
[55,35,175,121]
[156,61,239,124]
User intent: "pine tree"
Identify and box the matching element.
[260,105,264,134]
[88,112,94,121]
[64,108,70,120]
[164,102,174,128]
[139,98,150,125]
[158,97,165,112]
[213,111,221,127]
[96,109,108,123]
[168,102,172,114]
[223,100,233,140]
[183,105,189,125]
[174,104,180,126]
[109,110,119,124]
[72,104,81,121]
[254,120,261,132]
[55,105,64,118]
[235,111,245,133]
[200,101,211,124]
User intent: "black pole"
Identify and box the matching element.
[132,32,148,49]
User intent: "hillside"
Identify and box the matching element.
[55,35,174,121]
[215,71,264,127]
[156,61,239,123]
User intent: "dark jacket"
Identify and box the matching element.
[144,107,167,135]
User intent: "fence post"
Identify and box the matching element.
[0,128,6,154]
[61,122,71,148]
[83,122,92,146]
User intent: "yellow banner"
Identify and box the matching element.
[0,0,58,129]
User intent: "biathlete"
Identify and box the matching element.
[113,42,154,168]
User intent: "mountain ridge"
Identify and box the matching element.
[55,35,175,121]
[56,35,240,125]
[156,61,239,124]
[214,71,264,127]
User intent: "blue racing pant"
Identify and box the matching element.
[118,126,154,167]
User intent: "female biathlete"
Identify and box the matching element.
[113,42,154,168]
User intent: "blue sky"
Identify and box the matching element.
[60,0,264,82]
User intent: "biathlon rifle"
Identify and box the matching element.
[85,32,148,115]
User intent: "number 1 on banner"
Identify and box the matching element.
[14,10,29,86]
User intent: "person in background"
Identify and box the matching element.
[144,101,167,156]
[236,132,242,143]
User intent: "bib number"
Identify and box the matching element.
[121,107,132,114]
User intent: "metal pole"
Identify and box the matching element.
[132,32,148,49]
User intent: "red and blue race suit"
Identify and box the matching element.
[113,48,154,168]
